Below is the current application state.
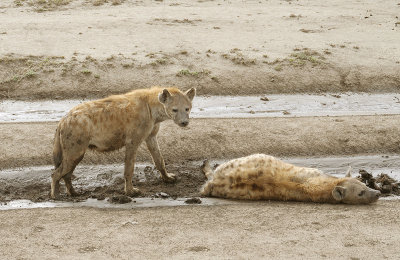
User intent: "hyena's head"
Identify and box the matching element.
[332,178,381,204]
[158,88,196,127]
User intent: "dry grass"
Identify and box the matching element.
[14,0,73,11]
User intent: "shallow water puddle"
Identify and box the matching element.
[0,197,239,211]
[1,93,400,122]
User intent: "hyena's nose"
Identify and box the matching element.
[180,121,189,127]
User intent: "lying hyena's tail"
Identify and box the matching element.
[53,124,63,169]
[201,160,213,180]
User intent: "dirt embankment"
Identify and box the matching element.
[1,0,400,100]
[2,115,400,169]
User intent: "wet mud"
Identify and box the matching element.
[1,156,400,205]
[0,162,207,203]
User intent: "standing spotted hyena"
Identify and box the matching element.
[51,86,196,199]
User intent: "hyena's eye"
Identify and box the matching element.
[185,108,189,112]
[358,190,365,196]
[172,108,178,113]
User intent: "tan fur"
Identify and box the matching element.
[201,154,380,204]
[51,86,196,199]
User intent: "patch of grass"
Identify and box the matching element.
[111,0,124,5]
[81,69,92,75]
[274,65,282,71]
[288,50,325,66]
[177,69,210,77]
[92,0,107,6]
[27,0,73,11]
[14,0,25,7]
[25,70,37,78]
[150,58,168,66]
[221,52,256,66]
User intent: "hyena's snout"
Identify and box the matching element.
[179,120,189,127]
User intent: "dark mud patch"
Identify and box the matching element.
[0,162,207,203]
[358,170,400,196]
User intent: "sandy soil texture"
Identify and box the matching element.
[1,201,400,259]
[1,0,400,100]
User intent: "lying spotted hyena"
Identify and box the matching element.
[51,86,196,199]
[201,154,380,204]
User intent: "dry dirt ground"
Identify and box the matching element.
[1,0,400,258]
[1,201,400,259]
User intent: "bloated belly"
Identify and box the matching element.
[89,131,126,152]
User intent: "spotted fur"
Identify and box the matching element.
[51,86,196,199]
[201,154,380,204]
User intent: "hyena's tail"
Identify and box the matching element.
[201,160,213,180]
[53,123,63,169]
[200,159,213,196]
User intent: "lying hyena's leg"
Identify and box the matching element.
[124,142,141,196]
[201,160,213,180]
[146,134,176,183]
[62,154,84,196]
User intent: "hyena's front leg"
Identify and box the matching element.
[146,134,176,183]
[124,142,141,196]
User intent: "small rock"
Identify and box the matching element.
[260,97,269,101]
[96,194,106,201]
[144,166,153,174]
[156,192,170,198]
[109,195,132,204]
[184,197,202,204]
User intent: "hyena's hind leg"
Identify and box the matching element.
[51,153,85,199]
[201,160,213,179]
[200,160,214,196]
[62,154,84,196]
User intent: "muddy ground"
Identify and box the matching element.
[1,0,400,258]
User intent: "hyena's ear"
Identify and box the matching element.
[345,166,352,178]
[158,89,171,104]
[185,88,196,101]
[332,186,346,201]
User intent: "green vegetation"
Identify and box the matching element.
[177,69,210,77]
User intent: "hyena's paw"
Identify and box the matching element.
[162,173,177,183]
[125,187,141,197]
[50,181,60,200]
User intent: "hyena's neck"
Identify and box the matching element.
[146,94,170,123]
[303,177,343,203]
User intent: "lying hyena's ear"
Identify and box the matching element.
[185,88,196,101]
[345,166,352,178]
[158,89,171,104]
[332,186,346,201]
